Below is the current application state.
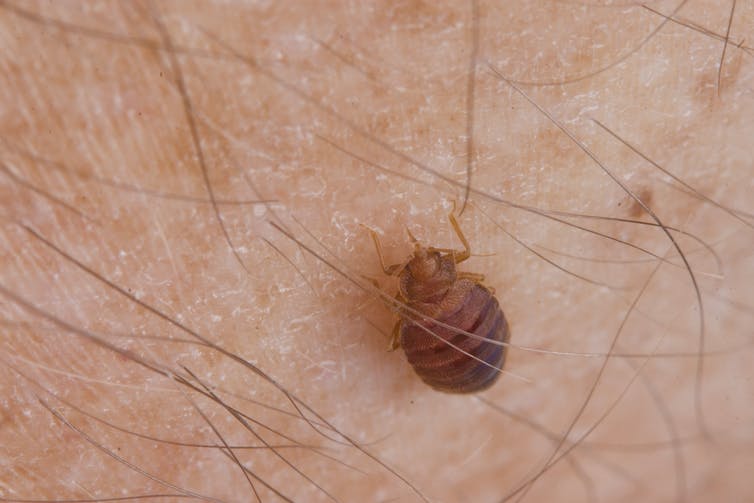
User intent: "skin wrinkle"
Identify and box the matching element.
[1,1,753,502]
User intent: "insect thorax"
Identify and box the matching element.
[399,248,458,303]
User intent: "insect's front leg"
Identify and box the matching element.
[362,224,406,276]
[448,201,471,263]
[430,202,472,263]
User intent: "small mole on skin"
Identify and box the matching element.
[619,188,653,219]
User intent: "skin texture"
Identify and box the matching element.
[1,1,753,502]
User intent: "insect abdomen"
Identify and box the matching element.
[400,282,509,393]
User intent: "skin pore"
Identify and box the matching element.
[1,0,753,501]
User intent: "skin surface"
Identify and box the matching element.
[1,1,753,502]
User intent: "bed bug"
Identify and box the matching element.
[366,207,510,393]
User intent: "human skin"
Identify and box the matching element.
[1,1,753,502]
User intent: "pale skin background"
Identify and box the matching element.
[1,0,753,502]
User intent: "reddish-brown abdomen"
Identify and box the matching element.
[400,282,510,393]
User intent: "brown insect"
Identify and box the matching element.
[366,208,510,393]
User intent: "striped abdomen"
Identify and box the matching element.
[400,281,510,393]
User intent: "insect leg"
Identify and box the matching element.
[362,225,405,276]
[360,274,382,289]
[458,272,495,294]
[448,207,471,263]
[388,321,402,351]
[457,272,485,283]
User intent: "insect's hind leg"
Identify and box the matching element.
[388,321,401,351]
